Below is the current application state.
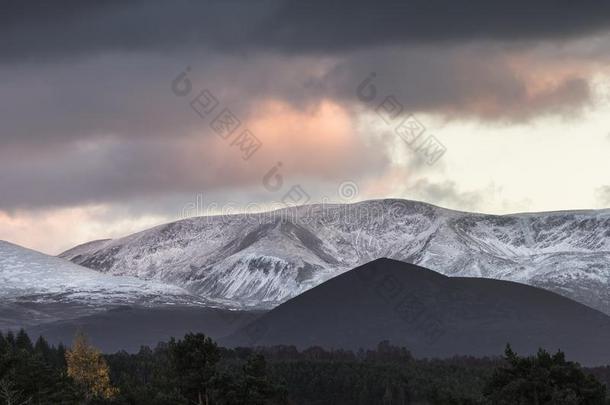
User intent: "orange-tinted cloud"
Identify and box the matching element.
[246,99,379,177]
[0,206,169,255]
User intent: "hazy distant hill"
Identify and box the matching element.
[27,306,261,353]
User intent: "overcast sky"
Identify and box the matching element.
[2,0,610,254]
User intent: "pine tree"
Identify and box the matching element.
[55,343,67,369]
[484,344,607,404]
[169,333,221,404]
[241,354,270,404]
[0,332,7,355]
[5,331,15,349]
[65,331,118,402]
[358,383,370,405]
[0,377,31,405]
[14,330,33,353]
[382,383,393,405]
[34,336,52,362]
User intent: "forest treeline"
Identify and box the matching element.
[0,329,609,404]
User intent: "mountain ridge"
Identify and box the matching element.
[58,199,610,313]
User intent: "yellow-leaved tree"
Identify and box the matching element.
[65,330,118,402]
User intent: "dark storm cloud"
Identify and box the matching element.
[0,117,391,211]
[0,54,203,146]
[0,45,595,210]
[317,46,592,120]
[0,136,250,210]
[1,0,608,214]
[0,52,341,146]
[3,0,610,62]
[0,44,592,151]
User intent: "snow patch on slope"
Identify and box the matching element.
[0,240,203,307]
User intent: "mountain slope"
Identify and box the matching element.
[59,199,610,313]
[0,240,207,329]
[223,259,610,366]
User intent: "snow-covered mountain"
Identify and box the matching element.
[59,199,610,314]
[0,240,207,328]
